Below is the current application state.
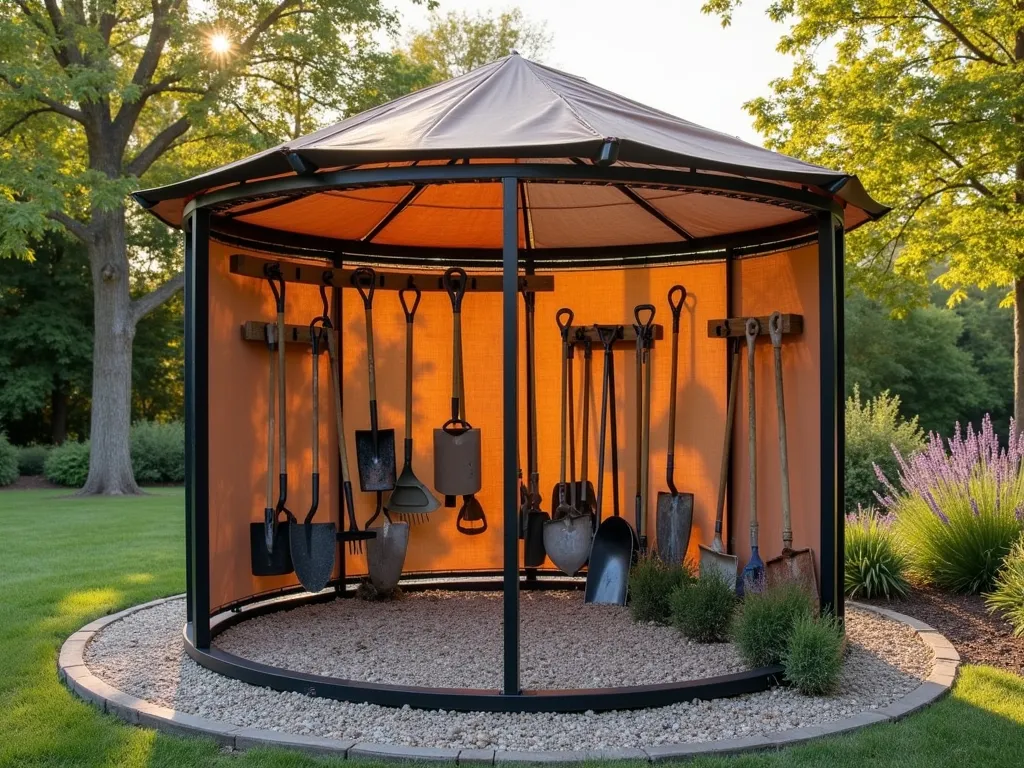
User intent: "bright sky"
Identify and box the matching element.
[397,0,792,146]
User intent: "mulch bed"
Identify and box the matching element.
[863,584,1024,676]
[0,475,61,491]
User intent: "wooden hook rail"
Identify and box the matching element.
[240,321,335,346]
[706,313,803,339]
[567,323,664,349]
[230,253,554,293]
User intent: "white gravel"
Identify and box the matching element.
[83,594,932,751]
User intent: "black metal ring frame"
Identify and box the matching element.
[183,574,784,714]
[182,163,844,268]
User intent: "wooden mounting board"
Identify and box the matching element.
[240,321,336,346]
[567,324,665,349]
[706,314,803,339]
[230,253,554,293]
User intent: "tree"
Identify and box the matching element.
[406,7,551,81]
[703,1,1024,423]
[0,1,419,494]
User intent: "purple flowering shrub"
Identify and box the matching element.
[844,507,909,600]
[876,415,1024,594]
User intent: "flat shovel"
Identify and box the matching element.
[352,267,396,493]
[764,311,819,601]
[656,286,694,567]
[740,317,765,596]
[699,338,741,589]
[290,316,337,593]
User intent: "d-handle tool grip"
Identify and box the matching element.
[634,304,656,348]
[555,307,574,341]
[399,281,421,322]
[668,285,686,332]
[443,267,467,312]
[352,266,376,309]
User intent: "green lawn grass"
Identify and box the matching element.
[0,489,1022,767]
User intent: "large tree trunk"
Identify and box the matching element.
[80,206,140,494]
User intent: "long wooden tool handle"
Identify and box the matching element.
[559,336,568,489]
[277,308,287,471]
[311,332,319,473]
[770,312,792,551]
[714,342,741,534]
[405,319,413,440]
[745,318,760,548]
[667,286,685,491]
[266,325,276,510]
[581,342,591,488]
[325,329,351,484]
[365,307,377,402]
[640,343,653,541]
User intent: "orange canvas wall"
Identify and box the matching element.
[730,244,822,576]
[206,240,824,611]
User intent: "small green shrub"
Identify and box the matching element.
[44,441,91,488]
[669,570,737,642]
[844,507,910,600]
[131,421,184,484]
[783,614,845,695]
[732,582,814,667]
[0,433,18,486]
[17,444,50,476]
[986,539,1024,637]
[629,556,695,624]
[845,387,924,513]
[880,415,1024,594]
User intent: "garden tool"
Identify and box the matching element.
[365,490,410,592]
[586,324,635,605]
[289,315,337,593]
[433,268,484,533]
[632,304,655,555]
[522,288,548,564]
[765,311,819,601]
[580,337,597,529]
[740,317,765,595]
[386,281,441,521]
[544,308,592,575]
[320,278,375,555]
[551,308,579,522]
[699,338,740,589]
[250,316,293,576]
[550,329,596,517]
[456,337,487,535]
[352,267,397,493]
[656,286,694,567]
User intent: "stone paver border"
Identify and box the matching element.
[58,596,957,763]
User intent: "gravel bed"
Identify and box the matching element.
[83,595,932,751]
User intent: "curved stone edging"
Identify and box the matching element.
[58,596,958,764]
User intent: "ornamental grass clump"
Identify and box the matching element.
[878,415,1024,594]
[629,556,695,624]
[732,582,814,667]
[783,614,845,695]
[669,570,737,642]
[986,539,1024,638]
[844,506,909,600]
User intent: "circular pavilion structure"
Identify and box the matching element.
[135,53,886,713]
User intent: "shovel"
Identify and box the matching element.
[550,331,596,518]
[250,318,293,576]
[386,282,441,521]
[352,267,397,493]
[319,275,376,555]
[632,304,656,555]
[290,316,337,593]
[656,286,695,567]
[522,288,548,565]
[699,338,741,589]
[585,324,635,606]
[366,491,410,593]
[764,311,819,601]
[544,308,592,575]
[740,317,765,596]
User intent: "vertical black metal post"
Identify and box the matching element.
[332,257,346,596]
[183,223,194,624]
[817,212,840,617]
[724,248,735,556]
[834,224,846,619]
[501,176,521,695]
[185,208,211,648]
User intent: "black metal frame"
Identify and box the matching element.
[180,161,845,712]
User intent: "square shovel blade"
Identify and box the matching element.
[355,428,397,491]
[655,491,694,567]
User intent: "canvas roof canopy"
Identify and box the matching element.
[135,53,887,264]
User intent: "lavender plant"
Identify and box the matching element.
[876,416,1024,594]
[844,507,909,600]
